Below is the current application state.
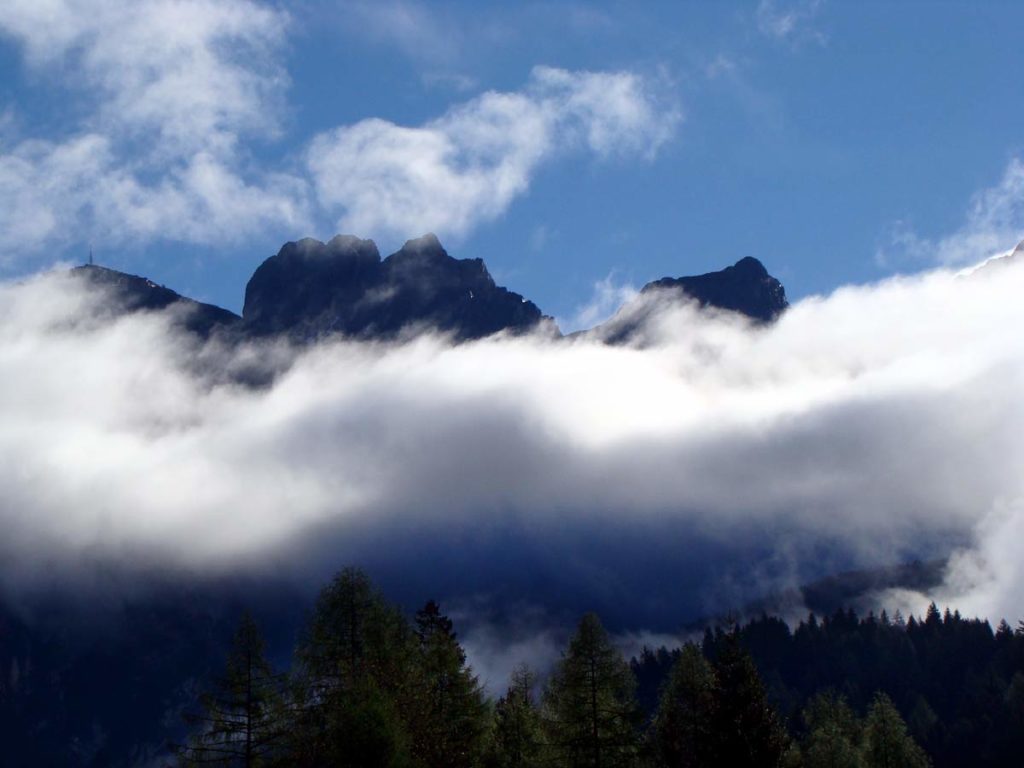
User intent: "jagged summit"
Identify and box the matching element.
[589,256,788,345]
[241,235,383,337]
[67,238,789,346]
[398,232,443,253]
[731,255,770,277]
[242,233,548,341]
[642,256,787,322]
[268,234,381,266]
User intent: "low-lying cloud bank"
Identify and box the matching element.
[0,256,1022,636]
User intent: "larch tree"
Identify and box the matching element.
[410,599,488,768]
[542,612,643,768]
[290,567,418,767]
[488,664,544,768]
[179,612,284,767]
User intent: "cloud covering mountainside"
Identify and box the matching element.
[1,250,1022,640]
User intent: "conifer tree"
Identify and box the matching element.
[543,613,642,768]
[488,664,544,768]
[180,612,284,767]
[800,691,863,768]
[861,693,929,768]
[649,643,716,768]
[410,600,488,768]
[296,567,415,699]
[290,567,417,767]
[708,631,788,767]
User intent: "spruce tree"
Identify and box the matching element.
[543,613,642,768]
[800,691,863,768]
[861,693,929,768]
[708,631,788,767]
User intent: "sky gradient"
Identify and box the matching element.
[2,0,1023,328]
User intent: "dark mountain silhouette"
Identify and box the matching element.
[70,264,241,338]
[70,236,789,344]
[242,233,551,341]
[644,256,788,321]
[589,256,789,344]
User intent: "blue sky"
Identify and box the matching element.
[1,0,1023,328]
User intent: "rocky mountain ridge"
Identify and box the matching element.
[70,233,789,342]
[70,263,242,338]
[242,233,551,341]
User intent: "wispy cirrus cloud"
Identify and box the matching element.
[558,273,639,332]
[344,0,467,71]
[879,158,1024,268]
[756,0,826,47]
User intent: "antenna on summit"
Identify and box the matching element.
[88,244,94,266]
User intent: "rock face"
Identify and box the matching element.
[70,264,241,337]
[69,239,788,346]
[642,256,788,322]
[589,256,788,344]
[242,234,548,341]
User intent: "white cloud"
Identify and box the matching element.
[756,0,826,46]
[879,498,1024,624]
[0,2,678,263]
[0,0,286,151]
[345,0,462,70]
[880,158,1024,267]
[0,136,309,255]
[0,0,310,260]
[937,501,1024,621]
[558,273,639,332]
[0,254,1022,631]
[306,65,681,241]
[704,54,739,80]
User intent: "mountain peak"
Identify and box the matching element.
[731,255,769,277]
[70,237,788,346]
[277,235,380,262]
[640,256,788,322]
[590,256,788,344]
[242,233,546,341]
[399,232,444,254]
[326,234,379,254]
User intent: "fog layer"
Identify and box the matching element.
[1,258,1021,630]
